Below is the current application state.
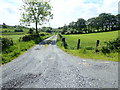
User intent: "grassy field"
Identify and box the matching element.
[1,32,51,64]
[1,27,29,32]
[57,30,119,62]
[2,34,25,41]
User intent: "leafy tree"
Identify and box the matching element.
[61,24,68,34]
[98,13,107,31]
[109,15,116,30]
[68,22,76,33]
[28,28,34,34]
[2,23,7,28]
[98,13,115,31]
[87,17,97,33]
[59,13,119,34]
[116,14,120,29]
[76,18,86,33]
[20,0,53,36]
[14,25,23,32]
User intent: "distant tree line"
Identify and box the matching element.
[59,13,120,34]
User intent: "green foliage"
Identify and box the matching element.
[21,34,42,44]
[1,33,51,64]
[57,31,119,61]
[39,33,45,36]
[76,18,86,33]
[14,25,24,32]
[101,38,120,54]
[14,29,23,32]
[1,41,35,64]
[28,28,34,34]
[2,23,7,28]
[1,25,30,35]
[1,37,13,50]
[20,0,53,35]
[60,13,120,34]
[22,34,37,41]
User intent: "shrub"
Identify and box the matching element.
[22,35,35,41]
[40,33,45,36]
[21,34,42,44]
[1,37,13,50]
[28,28,33,34]
[101,47,110,54]
[14,29,23,32]
[101,38,120,54]
[3,30,8,32]
[2,23,7,28]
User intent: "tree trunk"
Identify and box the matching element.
[35,21,39,37]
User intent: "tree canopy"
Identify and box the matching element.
[20,0,53,36]
[59,13,119,34]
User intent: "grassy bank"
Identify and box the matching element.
[1,33,51,64]
[57,31,119,62]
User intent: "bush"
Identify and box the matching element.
[101,47,110,54]
[22,35,36,41]
[0,37,13,50]
[3,30,8,32]
[101,38,120,54]
[14,29,23,32]
[40,33,45,36]
[2,23,7,28]
[28,28,33,34]
[21,34,42,44]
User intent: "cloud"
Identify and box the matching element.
[0,0,23,26]
[48,0,119,28]
[97,0,119,14]
[48,0,100,28]
[0,0,119,28]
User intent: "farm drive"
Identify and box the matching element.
[0,35,118,88]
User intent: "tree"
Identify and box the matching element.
[61,24,68,34]
[116,14,120,30]
[87,17,97,33]
[2,23,7,28]
[20,0,53,36]
[68,22,76,33]
[76,18,86,33]
[28,28,34,34]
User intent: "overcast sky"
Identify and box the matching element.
[0,0,119,28]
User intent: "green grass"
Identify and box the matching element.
[57,31,119,62]
[1,27,29,32]
[2,34,25,41]
[1,33,51,65]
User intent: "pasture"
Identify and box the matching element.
[57,31,119,62]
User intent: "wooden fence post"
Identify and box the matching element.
[77,39,80,49]
[95,40,100,52]
[62,37,65,43]
[59,34,62,39]
[62,37,67,49]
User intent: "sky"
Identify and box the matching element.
[0,0,119,28]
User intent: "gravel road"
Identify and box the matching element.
[0,35,118,88]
